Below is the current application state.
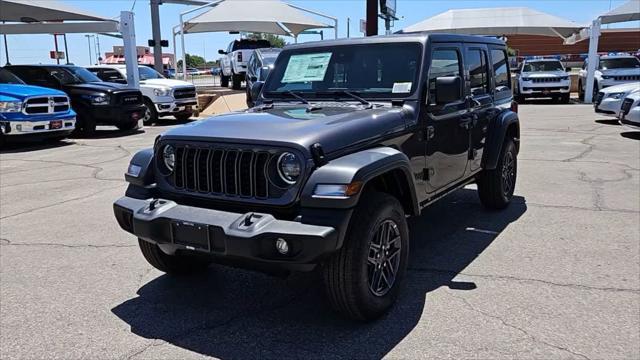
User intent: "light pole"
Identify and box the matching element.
[85,34,94,65]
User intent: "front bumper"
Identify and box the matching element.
[595,97,624,116]
[0,116,75,136]
[90,105,146,125]
[113,196,339,266]
[155,99,198,115]
[520,84,570,96]
[619,107,640,130]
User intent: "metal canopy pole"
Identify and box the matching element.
[179,0,224,81]
[150,0,164,73]
[120,11,140,89]
[365,0,377,36]
[172,25,179,73]
[584,19,601,104]
[63,34,70,64]
[287,3,338,39]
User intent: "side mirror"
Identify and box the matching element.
[218,49,227,55]
[435,76,462,104]
[250,81,264,101]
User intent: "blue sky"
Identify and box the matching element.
[1,0,637,66]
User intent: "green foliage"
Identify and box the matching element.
[246,33,287,48]
[177,53,206,68]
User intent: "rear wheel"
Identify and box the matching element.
[578,80,585,101]
[323,192,409,321]
[477,138,517,210]
[220,73,229,87]
[232,73,243,90]
[138,238,212,275]
[143,99,158,125]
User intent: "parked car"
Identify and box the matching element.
[593,82,640,117]
[514,57,571,103]
[114,33,519,321]
[218,39,271,89]
[5,65,145,135]
[164,68,176,78]
[0,68,76,146]
[619,91,640,131]
[87,65,197,124]
[245,48,282,107]
[578,54,640,101]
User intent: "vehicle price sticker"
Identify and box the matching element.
[392,82,412,93]
[282,52,333,83]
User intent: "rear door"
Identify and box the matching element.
[424,43,469,194]
[463,44,494,173]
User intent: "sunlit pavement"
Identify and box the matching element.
[1,102,638,359]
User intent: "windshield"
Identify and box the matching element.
[45,66,102,84]
[600,57,640,70]
[139,66,165,80]
[233,40,271,51]
[263,43,422,99]
[523,61,563,72]
[0,68,25,84]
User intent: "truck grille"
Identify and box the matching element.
[174,87,197,99]
[170,146,272,199]
[531,77,561,83]
[116,92,142,105]
[621,98,634,115]
[613,75,640,82]
[23,96,69,115]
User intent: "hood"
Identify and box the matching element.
[161,104,411,156]
[64,81,134,93]
[0,84,66,101]
[140,79,194,88]
[600,68,640,76]
[601,82,640,94]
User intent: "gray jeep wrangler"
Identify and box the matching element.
[114,33,520,321]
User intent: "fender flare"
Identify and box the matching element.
[300,147,420,215]
[483,109,520,170]
[124,148,155,187]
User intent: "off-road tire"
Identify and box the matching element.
[74,108,96,137]
[143,99,158,125]
[561,93,571,104]
[232,73,243,90]
[138,238,212,275]
[220,74,229,87]
[477,138,517,209]
[174,113,192,122]
[322,192,409,321]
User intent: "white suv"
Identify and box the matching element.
[578,54,640,101]
[515,58,571,103]
[218,39,271,90]
[87,65,197,124]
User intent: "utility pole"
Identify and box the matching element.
[3,21,10,65]
[53,34,60,65]
[95,35,102,64]
[63,34,70,64]
[366,0,378,36]
[150,0,163,73]
[347,17,350,38]
[85,35,93,65]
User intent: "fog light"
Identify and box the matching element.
[275,238,289,254]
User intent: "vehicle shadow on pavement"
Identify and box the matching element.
[595,119,620,126]
[112,189,526,359]
[0,139,74,154]
[620,131,640,140]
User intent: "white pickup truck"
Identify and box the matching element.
[578,54,640,101]
[218,39,271,90]
[87,65,197,124]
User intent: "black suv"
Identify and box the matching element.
[114,34,520,321]
[5,65,145,135]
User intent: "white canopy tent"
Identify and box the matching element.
[564,0,640,103]
[401,7,582,38]
[176,0,336,80]
[0,0,139,88]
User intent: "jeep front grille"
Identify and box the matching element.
[531,77,561,83]
[613,75,640,82]
[621,98,634,115]
[23,96,69,115]
[174,87,197,99]
[171,146,272,199]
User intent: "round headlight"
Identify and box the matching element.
[277,152,301,184]
[163,145,175,172]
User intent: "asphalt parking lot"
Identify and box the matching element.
[1,103,639,359]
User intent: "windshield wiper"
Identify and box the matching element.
[323,89,373,109]
[285,91,322,113]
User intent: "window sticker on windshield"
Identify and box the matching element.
[282,52,332,83]
[392,82,412,93]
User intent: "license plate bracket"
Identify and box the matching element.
[50,120,62,129]
[171,221,210,250]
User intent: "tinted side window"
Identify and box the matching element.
[491,49,509,88]
[428,49,461,103]
[467,49,489,96]
[101,69,125,82]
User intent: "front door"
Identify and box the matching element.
[424,44,469,194]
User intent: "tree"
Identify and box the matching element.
[247,33,287,48]
[177,53,206,69]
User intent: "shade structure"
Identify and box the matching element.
[600,0,640,24]
[0,0,107,22]
[183,0,331,36]
[401,7,582,39]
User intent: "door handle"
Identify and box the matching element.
[426,126,435,140]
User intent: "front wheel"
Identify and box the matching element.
[578,80,585,101]
[477,138,517,209]
[232,73,243,90]
[323,192,409,321]
[174,113,192,122]
[560,93,571,104]
[116,120,140,131]
[138,239,212,275]
[220,74,229,87]
[143,99,158,125]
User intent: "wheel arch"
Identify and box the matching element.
[482,109,520,170]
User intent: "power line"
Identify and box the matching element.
[130,0,137,11]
